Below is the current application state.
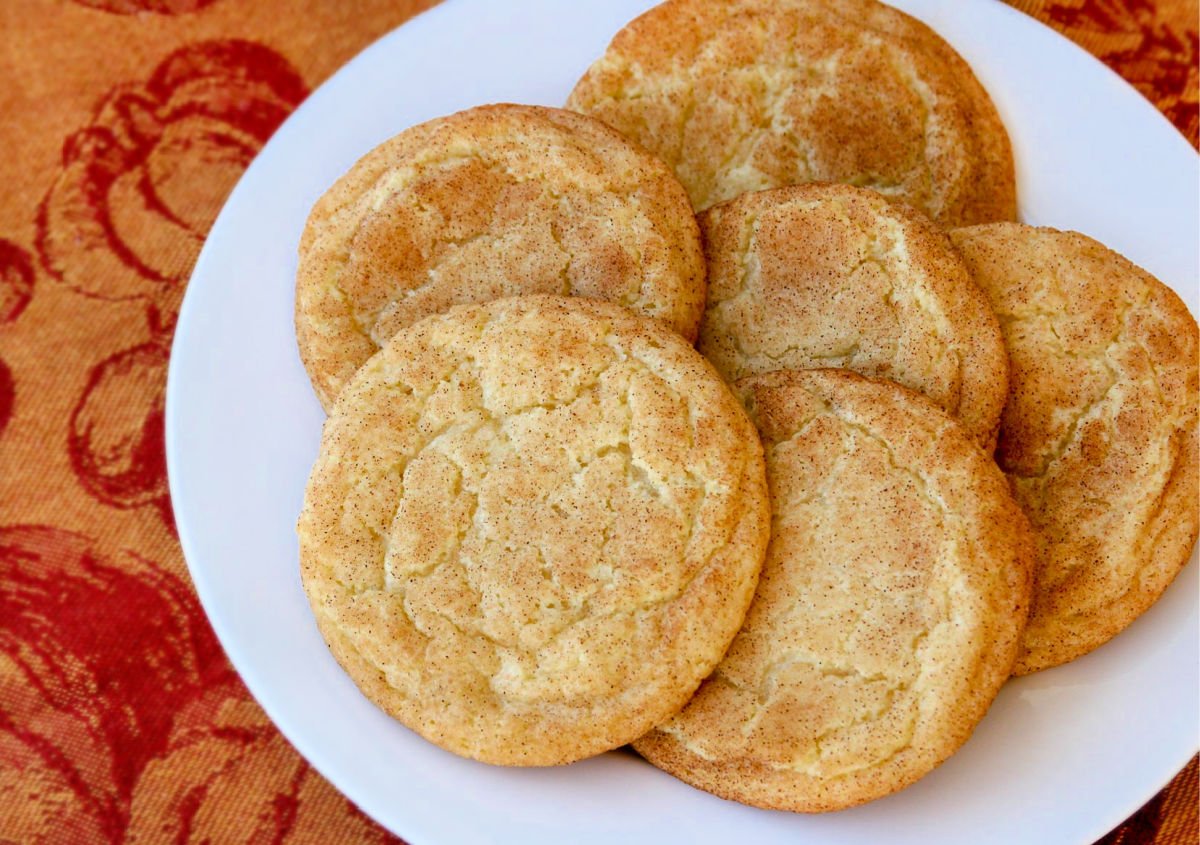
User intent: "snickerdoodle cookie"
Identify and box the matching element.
[298,295,770,766]
[697,183,1007,448]
[950,224,1199,674]
[634,368,1033,811]
[566,0,1015,225]
[296,104,706,409]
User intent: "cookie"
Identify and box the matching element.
[634,368,1033,812]
[950,224,1199,675]
[566,0,1016,226]
[295,103,707,409]
[697,183,1008,448]
[297,295,770,766]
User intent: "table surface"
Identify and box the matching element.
[0,1,1195,843]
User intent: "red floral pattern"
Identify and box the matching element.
[0,240,35,324]
[71,0,221,13]
[124,682,391,844]
[36,39,308,332]
[35,41,308,530]
[0,525,229,841]
[68,343,173,531]
[0,359,12,439]
[0,2,1193,844]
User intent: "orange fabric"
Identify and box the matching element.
[0,1,1194,843]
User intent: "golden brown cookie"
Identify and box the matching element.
[566,0,1015,226]
[295,103,707,409]
[697,183,1008,448]
[298,295,770,766]
[634,368,1033,812]
[950,224,1199,675]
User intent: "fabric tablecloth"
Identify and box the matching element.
[0,1,1195,842]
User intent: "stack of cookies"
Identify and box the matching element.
[294,0,1198,813]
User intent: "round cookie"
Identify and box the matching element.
[950,224,1199,675]
[634,368,1033,812]
[697,183,1008,448]
[566,0,1016,226]
[298,295,770,766]
[296,103,707,410]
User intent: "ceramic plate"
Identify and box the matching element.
[165,2,1200,843]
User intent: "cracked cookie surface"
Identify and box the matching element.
[295,104,707,410]
[297,295,770,766]
[951,224,1199,675]
[633,369,1032,811]
[566,0,1015,225]
[697,183,1007,448]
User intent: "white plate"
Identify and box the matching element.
[165,2,1200,843]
